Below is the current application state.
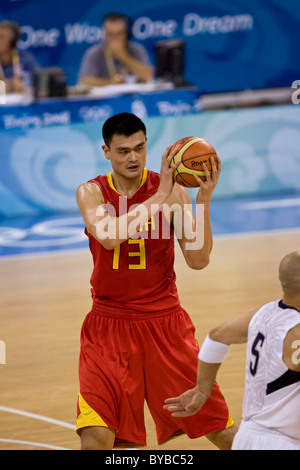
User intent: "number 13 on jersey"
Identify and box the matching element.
[112,239,146,270]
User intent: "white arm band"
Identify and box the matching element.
[198,334,231,363]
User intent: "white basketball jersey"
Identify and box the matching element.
[243,300,300,441]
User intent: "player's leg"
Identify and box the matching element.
[144,307,235,447]
[77,309,147,448]
[205,423,238,450]
[79,426,115,450]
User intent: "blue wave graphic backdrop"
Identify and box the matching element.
[1,104,300,218]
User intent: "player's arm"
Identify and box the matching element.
[76,180,165,250]
[208,307,258,345]
[76,180,107,238]
[164,308,257,417]
[76,146,180,250]
[169,156,221,270]
[283,323,300,372]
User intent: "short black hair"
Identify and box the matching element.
[101,13,132,38]
[102,13,129,25]
[102,113,146,147]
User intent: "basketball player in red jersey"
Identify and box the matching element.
[76,113,237,450]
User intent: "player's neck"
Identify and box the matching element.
[282,295,300,313]
[111,171,143,198]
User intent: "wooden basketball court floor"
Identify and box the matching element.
[0,228,299,450]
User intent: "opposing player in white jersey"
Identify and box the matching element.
[164,251,300,450]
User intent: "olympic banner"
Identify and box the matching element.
[0,0,299,92]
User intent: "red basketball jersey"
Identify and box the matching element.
[86,169,180,313]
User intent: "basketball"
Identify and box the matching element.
[170,136,218,188]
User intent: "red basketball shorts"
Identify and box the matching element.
[76,303,233,446]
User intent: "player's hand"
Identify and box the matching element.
[163,387,208,417]
[194,156,221,204]
[157,145,181,200]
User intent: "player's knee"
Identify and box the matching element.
[80,426,115,450]
[205,423,238,450]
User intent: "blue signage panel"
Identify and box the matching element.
[0,0,299,92]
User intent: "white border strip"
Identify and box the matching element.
[0,438,70,450]
[0,406,76,430]
[0,247,89,261]
[1,227,300,261]
[213,226,300,240]
[240,198,300,210]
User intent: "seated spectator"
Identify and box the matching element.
[78,13,153,86]
[0,20,39,93]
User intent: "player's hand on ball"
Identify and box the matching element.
[158,145,181,199]
[194,155,221,204]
